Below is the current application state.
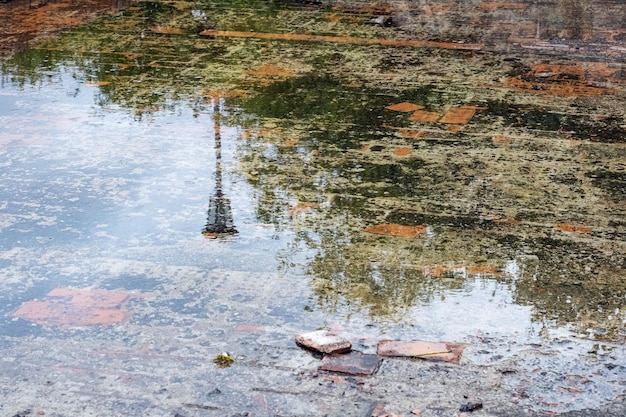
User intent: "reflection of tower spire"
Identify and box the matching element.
[203,100,237,236]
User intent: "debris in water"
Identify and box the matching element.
[290,202,321,216]
[213,352,234,368]
[385,102,423,112]
[439,106,477,124]
[393,147,412,156]
[12,287,133,327]
[459,401,483,412]
[409,110,441,123]
[295,330,352,354]
[84,81,111,86]
[364,224,426,237]
[377,340,464,363]
[396,128,428,139]
[245,65,293,78]
[319,351,382,376]
[554,224,592,233]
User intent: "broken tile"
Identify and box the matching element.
[12,287,133,327]
[393,147,412,156]
[245,65,293,78]
[295,330,352,354]
[386,102,423,112]
[397,128,427,139]
[319,351,382,376]
[364,224,426,238]
[439,106,477,124]
[377,340,464,363]
[289,202,321,216]
[409,110,441,123]
[554,224,592,233]
[234,324,266,333]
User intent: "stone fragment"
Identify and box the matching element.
[295,330,351,354]
[320,351,382,376]
[377,340,464,364]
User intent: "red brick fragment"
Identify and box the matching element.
[295,330,352,354]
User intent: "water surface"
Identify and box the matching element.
[0,1,625,415]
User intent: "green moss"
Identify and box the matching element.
[213,352,235,368]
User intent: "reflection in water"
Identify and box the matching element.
[0,2,624,408]
[203,101,237,237]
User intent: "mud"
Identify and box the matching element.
[0,1,625,416]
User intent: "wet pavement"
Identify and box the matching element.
[0,1,625,416]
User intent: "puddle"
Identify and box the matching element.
[0,1,625,415]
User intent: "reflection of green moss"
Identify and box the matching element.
[243,74,384,127]
[243,77,441,129]
[513,255,626,342]
[586,170,626,201]
[485,101,626,143]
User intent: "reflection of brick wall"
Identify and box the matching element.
[318,0,625,46]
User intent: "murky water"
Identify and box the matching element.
[0,1,625,415]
